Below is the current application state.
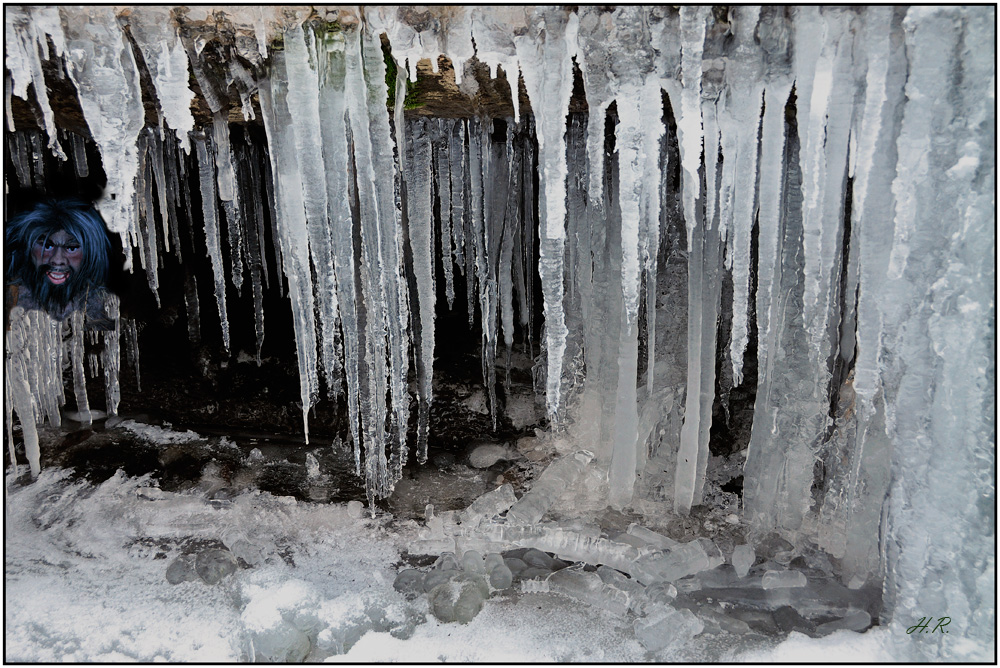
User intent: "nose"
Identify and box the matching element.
[49,246,67,265]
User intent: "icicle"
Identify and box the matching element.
[435,119,456,308]
[316,26,363,467]
[212,113,246,296]
[675,57,723,517]
[7,132,32,188]
[450,119,467,272]
[123,319,142,393]
[285,25,344,399]
[717,7,765,387]
[124,7,195,153]
[235,136,267,364]
[4,6,66,159]
[69,132,89,177]
[512,8,579,421]
[677,6,708,248]
[755,80,794,386]
[499,121,519,368]
[470,8,524,124]
[137,129,161,307]
[342,25,409,500]
[406,117,435,464]
[794,7,858,373]
[193,132,232,354]
[258,49,320,445]
[61,6,144,245]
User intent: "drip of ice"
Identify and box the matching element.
[124,7,195,153]
[4,6,66,158]
[512,8,579,421]
[60,6,145,252]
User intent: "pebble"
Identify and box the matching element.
[195,548,238,584]
[165,555,199,585]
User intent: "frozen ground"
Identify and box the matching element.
[5,423,898,663]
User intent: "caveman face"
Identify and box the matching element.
[30,229,83,286]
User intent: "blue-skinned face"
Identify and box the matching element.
[30,229,83,286]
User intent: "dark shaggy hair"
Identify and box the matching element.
[5,198,111,304]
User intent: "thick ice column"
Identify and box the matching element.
[876,7,995,660]
[811,6,903,580]
[512,8,579,421]
[124,7,195,153]
[5,309,66,476]
[60,7,144,250]
[406,117,436,464]
[609,82,664,508]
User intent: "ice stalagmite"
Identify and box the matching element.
[5,309,65,476]
[512,8,579,421]
[258,54,319,444]
[69,311,91,425]
[193,133,232,355]
[406,117,435,464]
[60,6,145,250]
[317,27,363,468]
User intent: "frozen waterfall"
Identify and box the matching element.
[4,5,994,661]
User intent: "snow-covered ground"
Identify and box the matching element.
[4,461,899,663]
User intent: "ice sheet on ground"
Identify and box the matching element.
[2,468,913,662]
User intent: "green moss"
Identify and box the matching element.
[382,41,423,111]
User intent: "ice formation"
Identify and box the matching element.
[4,5,994,660]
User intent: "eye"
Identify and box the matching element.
[65,245,81,254]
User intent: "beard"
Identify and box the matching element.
[24,263,86,314]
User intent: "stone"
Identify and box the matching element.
[165,554,199,584]
[392,569,425,600]
[195,548,238,584]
